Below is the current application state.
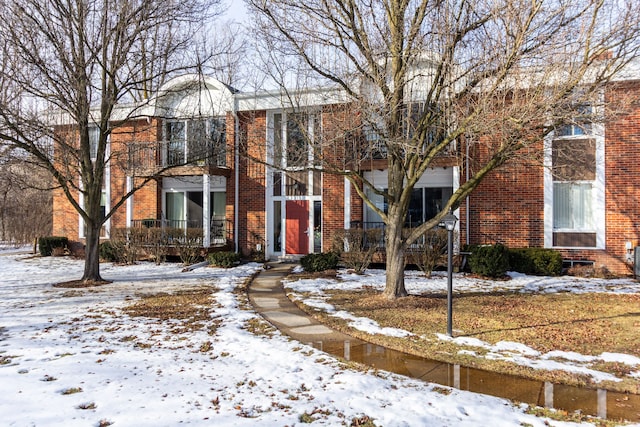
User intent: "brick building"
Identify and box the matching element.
[52,74,640,275]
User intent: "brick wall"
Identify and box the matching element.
[236,110,267,256]
[465,149,545,248]
[466,81,640,275]
[109,118,161,227]
[51,127,80,241]
[600,81,640,274]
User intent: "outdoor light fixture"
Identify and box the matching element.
[442,211,458,337]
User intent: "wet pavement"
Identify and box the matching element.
[247,263,640,423]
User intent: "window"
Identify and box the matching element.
[271,111,318,168]
[553,183,593,230]
[555,105,592,137]
[165,190,226,230]
[165,118,226,167]
[364,186,452,226]
[166,121,186,165]
[407,187,453,226]
[89,126,99,160]
[551,105,597,247]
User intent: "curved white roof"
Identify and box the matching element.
[152,74,235,118]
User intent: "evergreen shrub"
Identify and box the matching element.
[38,236,68,257]
[300,252,339,272]
[509,248,562,276]
[208,251,240,268]
[468,243,510,278]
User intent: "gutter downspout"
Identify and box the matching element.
[465,136,470,245]
[233,97,240,254]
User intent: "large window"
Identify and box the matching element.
[89,126,99,160]
[165,117,226,167]
[364,186,452,226]
[165,191,226,229]
[551,108,597,247]
[272,112,319,168]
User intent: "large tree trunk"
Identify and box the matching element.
[381,140,412,299]
[82,222,104,283]
[383,205,408,299]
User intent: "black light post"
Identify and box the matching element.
[442,212,458,337]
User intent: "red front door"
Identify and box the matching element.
[286,200,309,254]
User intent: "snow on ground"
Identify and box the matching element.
[286,268,640,386]
[0,254,633,427]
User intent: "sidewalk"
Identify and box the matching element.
[248,263,363,352]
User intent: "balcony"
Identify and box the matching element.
[129,218,232,248]
[126,140,228,176]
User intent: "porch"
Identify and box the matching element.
[346,221,464,268]
[129,218,233,249]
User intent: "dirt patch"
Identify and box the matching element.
[53,279,112,288]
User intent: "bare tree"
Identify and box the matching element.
[247,0,640,298]
[0,0,223,284]
[0,154,52,245]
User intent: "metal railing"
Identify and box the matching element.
[130,218,232,247]
[127,140,227,171]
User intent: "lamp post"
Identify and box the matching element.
[442,211,458,337]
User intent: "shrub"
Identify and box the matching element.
[174,228,204,266]
[107,228,141,265]
[38,236,68,257]
[407,228,449,278]
[509,248,562,276]
[99,241,119,262]
[468,244,510,278]
[300,252,339,272]
[144,228,170,265]
[332,228,381,274]
[208,251,240,268]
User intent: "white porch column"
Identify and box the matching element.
[125,176,133,228]
[203,174,211,248]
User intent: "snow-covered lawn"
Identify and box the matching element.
[0,253,635,426]
[286,268,640,385]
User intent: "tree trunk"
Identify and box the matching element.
[82,222,104,282]
[383,217,408,299]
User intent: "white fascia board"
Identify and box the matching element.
[234,86,349,112]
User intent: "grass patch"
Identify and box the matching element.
[292,287,640,393]
[123,287,219,334]
[525,406,624,426]
[77,402,97,410]
[61,387,83,395]
[243,317,277,337]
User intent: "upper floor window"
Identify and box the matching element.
[555,105,592,137]
[165,117,226,167]
[89,126,99,160]
[272,111,319,168]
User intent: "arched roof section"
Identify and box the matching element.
[152,74,236,119]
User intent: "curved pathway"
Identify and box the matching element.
[247,262,640,423]
[247,263,365,356]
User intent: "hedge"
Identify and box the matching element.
[38,236,68,257]
[467,244,563,277]
[208,251,241,268]
[509,248,563,276]
[300,252,339,272]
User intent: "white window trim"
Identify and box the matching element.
[265,109,322,258]
[79,138,111,239]
[544,120,605,249]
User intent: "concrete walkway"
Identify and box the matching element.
[248,263,361,351]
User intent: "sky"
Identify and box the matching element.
[0,251,638,426]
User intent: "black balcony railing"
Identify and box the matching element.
[130,218,232,247]
[127,140,227,171]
